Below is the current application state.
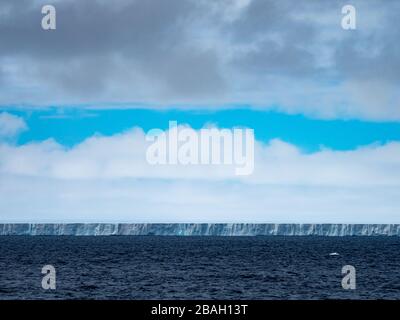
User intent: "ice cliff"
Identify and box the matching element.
[0,223,399,236]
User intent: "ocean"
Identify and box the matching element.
[0,236,399,299]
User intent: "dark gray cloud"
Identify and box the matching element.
[0,0,399,120]
[228,0,400,80]
[0,0,226,102]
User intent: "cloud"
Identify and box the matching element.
[1,125,400,223]
[0,0,399,120]
[0,112,27,139]
[0,0,226,104]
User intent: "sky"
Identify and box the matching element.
[0,0,400,223]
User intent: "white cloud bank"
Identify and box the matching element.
[1,125,400,223]
[0,112,27,139]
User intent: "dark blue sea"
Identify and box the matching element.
[0,236,399,300]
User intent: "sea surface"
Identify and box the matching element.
[0,236,399,300]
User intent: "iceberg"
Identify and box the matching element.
[0,223,399,236]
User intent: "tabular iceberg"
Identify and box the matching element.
[0,223,400,236]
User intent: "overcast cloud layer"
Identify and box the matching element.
[1,0,400,120]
